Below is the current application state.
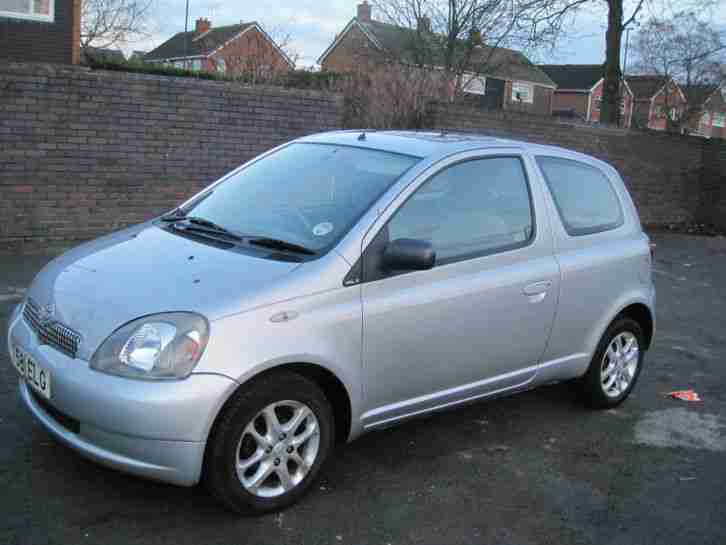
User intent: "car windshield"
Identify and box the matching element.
[179,143,419,254]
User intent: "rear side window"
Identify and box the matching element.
[536,156,624,236]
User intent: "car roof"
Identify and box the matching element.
[297,130,612,171]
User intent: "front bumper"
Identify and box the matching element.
[8,307,237,486]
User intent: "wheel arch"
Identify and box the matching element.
[617,303,654,349]
[589,295,655,355]
[203,361,355,450]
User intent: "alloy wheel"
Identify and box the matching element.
[235,400,320,498]
[600,331,640,398]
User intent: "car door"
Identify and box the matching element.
[358,151,560,429]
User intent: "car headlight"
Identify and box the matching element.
[90,312,209,380]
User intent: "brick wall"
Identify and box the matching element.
[0,63,344,254]
[428,104,713,226]
[1,63,724,255]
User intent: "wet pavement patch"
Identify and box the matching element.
[634,408,726,452]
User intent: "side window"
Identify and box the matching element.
[536,156,624,236]
[388,157,534,265]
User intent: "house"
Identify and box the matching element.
[1,0,81,64]
[318,2,557,115]
[626,75,687,131]
[683,83,726,140]
[145,18,294,77]
[538,64,634,127]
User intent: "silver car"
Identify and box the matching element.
[7,131,655,514]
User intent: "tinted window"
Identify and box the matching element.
[388,157,534,264]
[537,156,624,236]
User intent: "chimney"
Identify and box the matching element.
[195,17,211,35]
[357,1,372,22]
[417,16,431,33]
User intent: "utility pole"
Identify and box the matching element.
[183,0,190,70]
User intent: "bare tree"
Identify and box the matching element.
[373,0,722,125]
[631,11,725,131]
[372,0,562,96]
[337,63,451,128]
[81,0,155,51]
[632,12,725,87]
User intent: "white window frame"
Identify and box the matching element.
[0,0,54,22]
[462,75,487,95]
[511,81,534,104]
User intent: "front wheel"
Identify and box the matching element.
[579,317,645,409]
[203,371,334,514]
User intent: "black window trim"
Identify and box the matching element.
[535,155,625,237]
[349,153,538,285]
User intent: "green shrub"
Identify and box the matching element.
[86,57,347,91]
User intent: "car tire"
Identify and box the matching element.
[579,317,645,409]
[203,371,334,515]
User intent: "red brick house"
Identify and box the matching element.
[318,2,556,115]
[683,84,726,140]
[1,0,81,64]
[538,64,634,127]
[627,75,687,131]
[145,19,294,78]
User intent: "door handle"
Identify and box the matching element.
[523,281,552,297]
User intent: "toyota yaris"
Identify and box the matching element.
[7,131,655,514]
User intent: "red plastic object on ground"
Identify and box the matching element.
[667,390,702,402]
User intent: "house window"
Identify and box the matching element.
[216,58,226,74]
[0,0,54,21]
[463,75,486,95]
[511,82,534,104]
[714,113,725,128]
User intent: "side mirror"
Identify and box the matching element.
[382,238,435,272]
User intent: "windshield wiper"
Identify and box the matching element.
[167,216,243,242]
[248,237,316,255]
[161,208,187,221]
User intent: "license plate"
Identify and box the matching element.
[12,345,52,400]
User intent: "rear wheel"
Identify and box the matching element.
[203,371,334,514]
[580,317,645,409]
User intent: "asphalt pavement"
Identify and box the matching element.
[1,233,725,545]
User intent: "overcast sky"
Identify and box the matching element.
[131,0,721,70]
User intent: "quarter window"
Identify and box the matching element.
[0,0,53,21]
[387,157,534,265]
[537,156,624,236]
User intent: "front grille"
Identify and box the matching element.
[29,388,81,434]
[23,299,81,358]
